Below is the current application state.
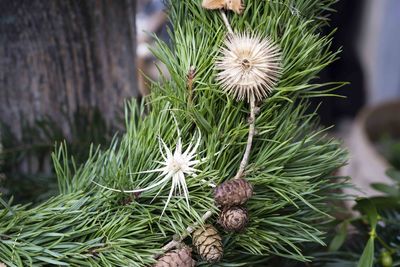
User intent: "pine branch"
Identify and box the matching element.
[0,0,349,266]
[152,9,261,258]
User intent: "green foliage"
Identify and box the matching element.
[0,107,114,203]
[377,135,400,170]
[0,192,160,266]
[354,199,378,267]
[316,170,400,267]
[0,0,348,266]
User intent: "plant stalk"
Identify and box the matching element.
[234,95,256,179]
[153,210,213,259]
[155,9,255,260]
[220,10,234,35]
[187,66,195,103]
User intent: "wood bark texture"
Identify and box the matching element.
[0,0,138,140]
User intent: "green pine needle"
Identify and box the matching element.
[0,0,349,266]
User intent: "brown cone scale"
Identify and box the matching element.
[218,206,249,232]
[154,247,195,267]
[214,178,253,207]
[192,224,223,263]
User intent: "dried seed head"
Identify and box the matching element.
[202,0,244,14]
[216,33,282,102]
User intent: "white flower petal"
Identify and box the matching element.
[158,136,167,161]
[187,160,201,165]
[129,167,168,175]
[175,173,183,196]
[94,128,203,216]
[93,173,171,193]
[174,137,182,157]
[178,171,190,207]
[160,137,173,159]
[161,176,178,216]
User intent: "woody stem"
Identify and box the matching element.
[234,95,256,180]
[153,210,213,259]
[154,9,248,262]
[220,10,234,34]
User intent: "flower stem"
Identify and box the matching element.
[219,10,234,35]
[376,234,395,253]
[153,210,213,259]
[234,95,256,180]
[187,66,196,104]
[219,8,257,180]
[154,94,258,260]
[154,10,253,261]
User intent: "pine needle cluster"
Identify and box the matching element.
[0,0,349,266]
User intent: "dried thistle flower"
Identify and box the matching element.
[216,33,282,102]
[94,130,202,216]
[202,0,243,14]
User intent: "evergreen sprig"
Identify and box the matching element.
[0,0,348,266]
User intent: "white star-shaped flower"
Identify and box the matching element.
[94,132,201,215]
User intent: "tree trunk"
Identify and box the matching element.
[0,0,138,140]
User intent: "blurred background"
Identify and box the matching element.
[0,0,400,203]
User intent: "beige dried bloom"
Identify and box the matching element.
[216,33,282,102]
[202,0,244,14]
[94,130,202,217]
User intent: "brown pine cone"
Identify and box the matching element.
[218,206,249,232]
[154,247,195,267]
[214,178,253,207]
[192,224,223,263]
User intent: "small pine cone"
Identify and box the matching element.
[218,206,249,232]
[154,247,195,267]
[214,178,253,207]
[192,224,223,263]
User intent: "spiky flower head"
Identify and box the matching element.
[215,33,282,102]
[94,130,202,216]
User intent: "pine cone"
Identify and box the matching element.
[154,247,195,267]
[218,206,249,232]
[214,178,253,207]
[192,224,223,263]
